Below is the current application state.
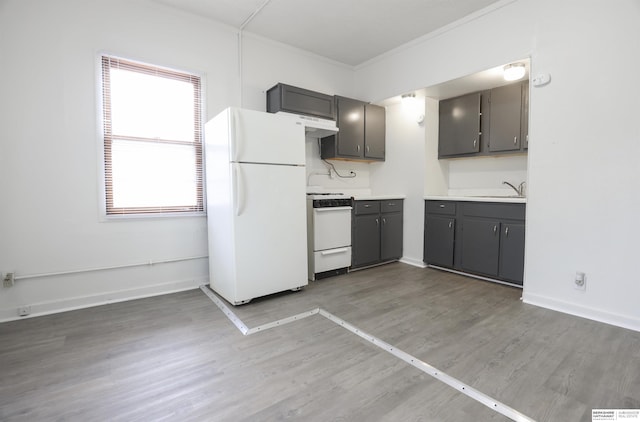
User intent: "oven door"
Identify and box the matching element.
[312,206,352,251]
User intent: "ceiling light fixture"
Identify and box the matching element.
[503,63,526,81]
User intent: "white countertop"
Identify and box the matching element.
[425,195,526,204]
[352,194,407,201]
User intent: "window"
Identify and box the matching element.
[101,55,204,216]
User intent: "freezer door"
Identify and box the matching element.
[231,108,305,165]
[232,162,308,302]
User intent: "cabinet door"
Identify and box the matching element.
[499,222,525,285]
[521,81,529,150]
[424,216,455,268]
[336,96,365,158]
[381,212,403,261]
[489,83,522,152]
[461,218,500,277]
[364,103,385,160]
[269,84,335,120]
[439,92,481,157]
[352,214,380,267]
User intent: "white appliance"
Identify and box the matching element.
[205,107,308,305]
[307,193,352,280]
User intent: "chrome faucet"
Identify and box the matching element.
[503,181,526,197]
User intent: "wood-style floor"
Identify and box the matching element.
[1,263,638,421]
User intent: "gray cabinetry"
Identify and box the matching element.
[352,201,381,267]
[461,218,501,276]
[439,81,528,158]
[266,83,335,120]
[438,92,481,157]
[499,222,525,283]
[521,81,529,149]
[321,96,386,161]
[364,103,386,159]
[352,199,403,268]
[489,83,522,152]
[424,200,525,286]
[424,201,456,268]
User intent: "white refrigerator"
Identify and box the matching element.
[205,107,308,305]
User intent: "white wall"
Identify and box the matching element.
[356,0,640,331]
[0,0,354,321]
[369,102,426,267]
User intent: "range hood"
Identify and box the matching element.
[276,112,338,138]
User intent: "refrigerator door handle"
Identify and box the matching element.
[234,165,245,216]
[231,108,242,162]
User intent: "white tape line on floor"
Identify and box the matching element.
[200,285,535,422]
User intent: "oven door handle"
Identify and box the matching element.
[314,206,353,212]
[320,248,350,256]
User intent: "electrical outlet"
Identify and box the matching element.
[3,272,15,288]
[17,305,31,317]
[574,271,586,291]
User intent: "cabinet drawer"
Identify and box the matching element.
[381,199,403,213]
[426,201,456,216]
[461,202,525,220]
[354,200,380,215]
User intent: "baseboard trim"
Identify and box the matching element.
[0,277,208,323]
[399,257,427,268]
[522,292,640,333]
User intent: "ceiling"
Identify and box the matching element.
[153,0,506,67]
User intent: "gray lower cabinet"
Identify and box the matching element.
[460,218,501,276]
[266,83,335,120]
[424,200,525,286]
[499,222,525,283]
[424,200,456,267]
[353,213,380,267]
[352,199,403,268]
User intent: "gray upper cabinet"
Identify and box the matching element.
[266,83,335,120]
[439,92,481,158]
[521,81,529,150]
[364,103,385,159]
[489,83,523,152]
[321,96,386,161]
[438,80,529,158]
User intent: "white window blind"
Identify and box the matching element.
[101,56,204,215]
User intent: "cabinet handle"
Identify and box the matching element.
[364,204,371,208]
[473,138,477,148]
[366,145,370,153]
[388,202,395,206]
[357,144,360,152]
[382,218,386,225]
[493,225,497,235]
[526,134,529,142]
[505,226,509,236]
[513,136,518,145]
[448,221,453,229]
[376,218,379,225]
[439,204,445,208]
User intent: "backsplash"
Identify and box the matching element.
[305,136,371,191]
[447,154,528,196]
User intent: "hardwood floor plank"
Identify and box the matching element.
[1,263,638,421]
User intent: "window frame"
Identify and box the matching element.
[97,54,206,219]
